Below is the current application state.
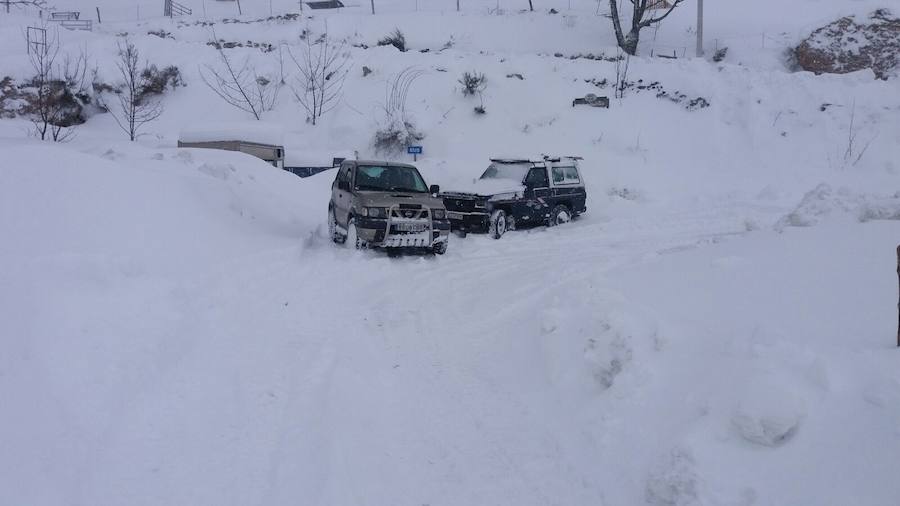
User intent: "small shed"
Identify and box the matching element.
[178,124,285,168]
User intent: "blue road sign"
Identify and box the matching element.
[407,146,423,155]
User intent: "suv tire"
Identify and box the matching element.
[489,209,508,239]
[432,241,448,255]
[345,216,365,250]
[328,207,344,244]
[548,204,571,227]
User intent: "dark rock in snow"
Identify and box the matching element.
[794,9,900,79]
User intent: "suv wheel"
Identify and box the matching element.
[432,240,448,255]
[328,207,343,243]
[489,209,507,239]
[548,204,571,227]
[345,217,365,250]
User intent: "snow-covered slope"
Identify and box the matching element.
[2,1,899,505]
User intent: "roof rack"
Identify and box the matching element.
[489,155,583,164]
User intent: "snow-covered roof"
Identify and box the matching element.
[179,123,285,146]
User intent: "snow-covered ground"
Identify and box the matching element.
[2,1,900,505]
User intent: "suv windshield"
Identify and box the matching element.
[480,162,531,182]
[355,165,428,193]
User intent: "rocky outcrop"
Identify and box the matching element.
[794,9,900,79]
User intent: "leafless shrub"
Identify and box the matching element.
[458,71,486,96]
[377,28,407,52]
[712,47,728,63]
[200,45,279,120]
[373,67,425,155]
[99,40,164,141]
[23,26,90,142]
[287,32,350,125]
[842,100,877,167]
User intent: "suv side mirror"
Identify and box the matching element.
[338,180,350,191]
[429,184,440,196]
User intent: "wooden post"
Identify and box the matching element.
[370,0,375,14]
[896,245,899,347]
[96,7,101,23]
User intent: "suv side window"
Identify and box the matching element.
[525,167,549,188]
[338,164,352,185]
[551,166,580,185]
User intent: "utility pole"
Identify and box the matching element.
[696,0,704,57]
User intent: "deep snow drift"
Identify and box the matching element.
[1,1,900,505]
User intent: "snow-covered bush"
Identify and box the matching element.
[458,71,488,115]
[373,120,424,156]
[712,47,728,62]
[373,67,424,155]
[98,40,165,141]
[458,71,486,96]
[21,29,91,141]
[139,65,184,98]
[377,28,407,52]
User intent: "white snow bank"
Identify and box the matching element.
[731,376,806,447]
[775,183,900,230]
[0,140,313,269]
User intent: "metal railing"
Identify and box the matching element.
[164,0,192,17]
[59,19,93,31]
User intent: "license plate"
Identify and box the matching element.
[395,222,426,232]
[447,212,463,220]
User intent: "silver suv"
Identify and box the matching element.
[327,160,451,254]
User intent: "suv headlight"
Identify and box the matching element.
[362,207,387,218]
[432,209,446,220]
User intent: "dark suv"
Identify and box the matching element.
[441,156,587,239]
[327,160,451,254]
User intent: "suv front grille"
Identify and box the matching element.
[443,197,485,213]
[390,208,429,220]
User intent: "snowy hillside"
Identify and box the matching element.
[2,1,900,505]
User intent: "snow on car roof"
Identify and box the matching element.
[489,155,582,164]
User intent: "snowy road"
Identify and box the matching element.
[3,143,899,506]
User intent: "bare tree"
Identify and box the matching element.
[101,40,164,141]
[4,0,47,13]
[24,27,88,142]
[200,46,279,120]
[287,32,350,125]
[608,0,684,55]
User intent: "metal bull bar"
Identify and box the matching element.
[383,205,434,248]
